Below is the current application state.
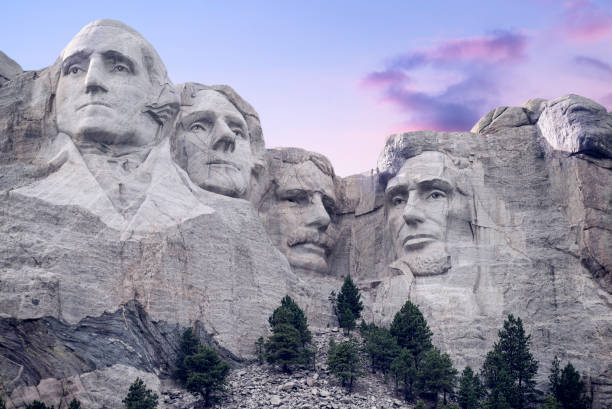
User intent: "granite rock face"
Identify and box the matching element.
[1,20,611,408]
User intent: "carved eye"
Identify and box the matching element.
[391,196,406,206]
[232,128,245,139]
[190,122,210,132]
[112,64,130,73]
[427,191,446,200]
[285,192,308,205]
[68,65,83,75]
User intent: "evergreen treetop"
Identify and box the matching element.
[68,399,81,409]
[458,366,484,409]
[557,362,590,409]
[327,337,363,393]
[184,345,231,407]
[122,378,158,409]
[482,314,538,409]
[390,300,433,367]
[418,348,457,408]
[335,275,364,334]
[175,327,201,384]
[268,295,312,346]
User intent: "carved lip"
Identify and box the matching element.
[207,159,240,170]
[293,242,326,258]
[402,233,438,248]
[77,101,112,111]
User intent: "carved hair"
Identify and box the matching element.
[176,82,266,175]
[266,147,335,179]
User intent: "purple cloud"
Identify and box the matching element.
[363,31,527,131]
[559,0,612,43]
[574,55,612,78]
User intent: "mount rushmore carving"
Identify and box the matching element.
[1,20,610,408]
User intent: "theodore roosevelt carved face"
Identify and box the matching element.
[259,149,337,274]
[55,20,171,148]
[385,151,455,276]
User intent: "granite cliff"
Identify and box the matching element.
[0,20,610,408]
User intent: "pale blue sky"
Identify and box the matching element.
[2,0,611,175]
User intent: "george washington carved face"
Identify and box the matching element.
[55,21,169,147]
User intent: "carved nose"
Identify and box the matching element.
[84,57,108,95]
[211,122,236,153]
[306,194,331,231]
[402,199,426,225]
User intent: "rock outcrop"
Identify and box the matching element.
[1,20,610,408]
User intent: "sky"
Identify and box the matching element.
[2,0,612,176]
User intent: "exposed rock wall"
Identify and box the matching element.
[1,21,611,408]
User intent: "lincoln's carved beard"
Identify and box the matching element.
[399,240,450,277]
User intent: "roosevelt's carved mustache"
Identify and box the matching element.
[287,228,335,251]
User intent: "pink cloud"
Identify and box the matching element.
[362,31,526,132]
[431,31,527,62]
[559,0,612,43]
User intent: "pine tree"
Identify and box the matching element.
[481,315,538,409]
[458,366,484,409]
[184,345,231,407]
[122,378,158,409]
[364,324,400,375]
[268,295,312,346]
[255,336,265,364]
[418,348,458,408]
[327,337,363,393]
[556,363,590,409]
[0,396,5,409]
[265,322,303,372]
[335,275,364,335]
[540,395,562,409]
[25,402,53,409]
[548,356,561,398]
[68,399,81,409]
[175,327,201,384]
[390,300,433,369]
[390,349,417,401]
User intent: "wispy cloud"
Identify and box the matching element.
[362,31,528,131]
[558,0,612,43]
[573,55,612,78]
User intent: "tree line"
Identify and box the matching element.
[0,275,592,409]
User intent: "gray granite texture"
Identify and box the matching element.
[1,20,610,408]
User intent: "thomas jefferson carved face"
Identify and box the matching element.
[175,90,255,198]
[56,23,160,147]
[261,159,337,274]
[385,151,453,276]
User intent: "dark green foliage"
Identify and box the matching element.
[25,402,53,409]
[265,296,313,372]
[255,336,265,365]
[335,275,364,334]
[265,323,303,372]
[364,324,400,375]
[482,315,538,409]
[175,328,201,384]
[556,363,590,409]
[548,356,561,398]
[390,349,417,401]
[268,295,312,346]
[0,396,5,409]
[390,300,433,369]
[418,348,458,407]
[68,399,81,409]
[122,378,158,409]
[458,366,484,409]
[184,345,231,407]
[541,395,562,409]
[327,338,363,393]
[416,399,426,409]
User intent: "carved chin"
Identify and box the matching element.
[200,166,248,198]
[287,252,329,274]
[400,241,450,276]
